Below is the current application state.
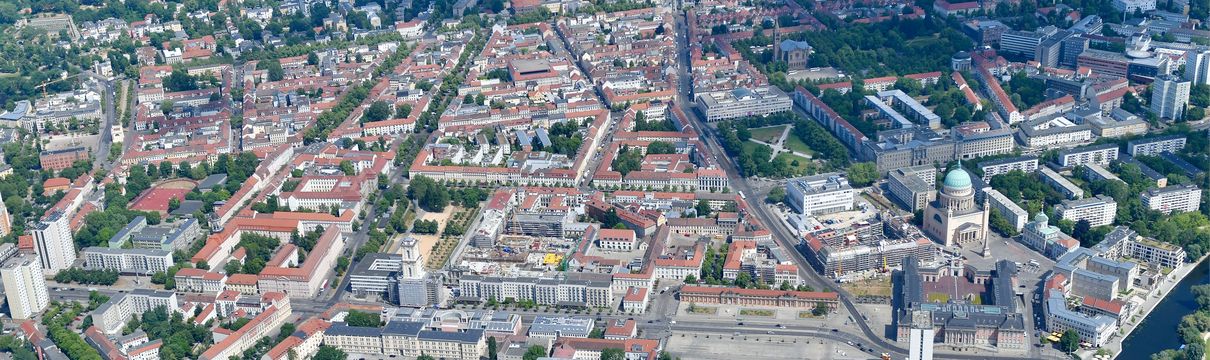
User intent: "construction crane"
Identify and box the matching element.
[35,73,84,97]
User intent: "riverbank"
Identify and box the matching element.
[1099,255,1210,359]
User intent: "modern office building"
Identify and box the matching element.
[888,165,937,212]
[527,316,595,339]
[1016,116,1092,148]
[1000,30,1048,59]
[1126,135,1187,156]
[784,173,854,215]
[695,86,792,122]
[1055,195,1118,227]
[1,254,49,319]
[505,212,568,238]
[1078,49,1130,79]
[1045,292,1116,347]
[34,211,75,274]
[349,253,405,297]
[1142,184,1202,214]
[1151,75,1191,120]
[1060,36,1089,68]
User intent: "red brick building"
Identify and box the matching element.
[39,147,90,171]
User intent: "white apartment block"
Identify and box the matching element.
[695,86,792,122]
[1126,135,1186,157]
[985,189,1029,232]
[1142,184,1202,214]
[1112,0,1156,13]
[1128,237,1188,269]
[82,247,174,274]
[1151,75,1190,120]
[95,290,181,335]
[1,254,49,319]
[458,274,613,308]
[1055,195,1118,227]
[1094,226,1188,269]
[1058,144,1119,168]
[978,156,1038,182]
[34,211,76,275]
[785,173,855,215]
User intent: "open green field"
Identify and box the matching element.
[776,153,813,176]
[741,140,768,155]
[783,135,816,157]
[749,125,788,143]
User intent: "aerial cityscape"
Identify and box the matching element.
[0,0,1206,359]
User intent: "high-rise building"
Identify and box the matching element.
[34,211,76,274]
[909,323,935,360]
[1,254,50,319]
[1151,75,1191,120]
[1187,48,1210,85]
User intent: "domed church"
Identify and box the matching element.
[923,165,990,248]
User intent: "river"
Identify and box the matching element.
[1118,257,1210,359]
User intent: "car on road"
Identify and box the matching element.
[737,322,744,326]
[766,330,773,334]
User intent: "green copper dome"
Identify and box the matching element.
[943,168,972,189]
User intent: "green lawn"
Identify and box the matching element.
[739,309,775,317]
[775,153,813,176]
[927,293,950,303]
[749,125,788,144]
[783,135,816,157]
[742,140,767,155]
